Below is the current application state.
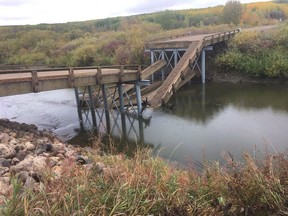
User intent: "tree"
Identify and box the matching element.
[274,0,288,3]
[223,0,243,25]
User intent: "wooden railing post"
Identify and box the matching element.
[31,70,39,93]
[68,67,75,87]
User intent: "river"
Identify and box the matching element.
[1,82,288,165]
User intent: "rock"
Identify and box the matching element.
[0,181,12,196]
[35,143,53,155]
[0,118,97,203]
[0,144,16,159]
[83,163,94,171]
[52,144,65,155]
[10,132,17,138]
[95,162,106,174]
[11,157,20,165]
[24,141,35,151]
[14,144,24,153]
[32,156,48,173]
[0,133,10,144]
[0,167,9,176]
[10,155,34,174]
[30,171,41,183]
[0,158,11,167]
[46,143,53,152]
[0,177,10,185]
[24,177,37,190]
[65,150,75,158]
[15,150,28,161]
[37,139,44,145]
[49,157,60,167]
[0,195,6,206]
[76,155,89,165]
[52,166,62,177]
[15,171,29,183]
[9,139,18,145]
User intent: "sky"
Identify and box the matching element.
[0,0,271,26]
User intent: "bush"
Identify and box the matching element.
[215,26,288,79]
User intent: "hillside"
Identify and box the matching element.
[0,1,287,68]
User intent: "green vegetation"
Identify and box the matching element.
[223,0,243,25]
[1,145,288,215]
[215,24,288,79]
[0,1,288,68]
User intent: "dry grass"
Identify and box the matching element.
[1,139,288,216]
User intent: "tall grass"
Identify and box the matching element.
[1,141,288,215]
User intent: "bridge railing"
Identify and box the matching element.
[203,28,241,46]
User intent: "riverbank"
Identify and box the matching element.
[1,118,288,215]
[0,119,96,206]
[213,70,288,84]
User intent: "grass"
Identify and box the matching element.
[1,138,288,216]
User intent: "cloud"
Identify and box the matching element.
[126,0,194,14]
[0,0,272,26]
[0,0,33,7]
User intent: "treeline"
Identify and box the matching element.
[0,1,287,67]
[215,24,288,79]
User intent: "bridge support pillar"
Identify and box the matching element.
[201,46,213,84]
[174,49,178,68]
[74,87,84,130]
[150,51,155,82]
[161,51,165,81]
[102,84,111,133]
[87,86,97,128]
[135,82,142,116]
[117,83,125,114]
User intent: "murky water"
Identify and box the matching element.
[1,83,288,164]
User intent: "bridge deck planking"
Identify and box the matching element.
[0,68,139,97]
[0,60,167,97]
[149,41,203,107]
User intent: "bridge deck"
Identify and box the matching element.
[149,41,203,107]
[0,60,165,97]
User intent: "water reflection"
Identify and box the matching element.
[168,83,288,123]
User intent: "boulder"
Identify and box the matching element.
[0,133,10,144]
[10,155,34,174]
[0,144,16,159]
[32,156,48,173]
[24,141,35,151]
[0,181,12,196]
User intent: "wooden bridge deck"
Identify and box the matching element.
[0,61,166,97]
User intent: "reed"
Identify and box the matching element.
[1,141,288,216]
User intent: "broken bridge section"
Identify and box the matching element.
[146,29,241,108]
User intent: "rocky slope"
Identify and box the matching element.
[0,118,94,205]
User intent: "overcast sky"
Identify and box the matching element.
[0,0,271,26]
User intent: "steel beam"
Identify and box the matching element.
[117,83,125,114]
[87,86,97,128]
[135,82,142,116]
[74,87,84,130]
[101,84,111,133]
[201,46,213,84]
